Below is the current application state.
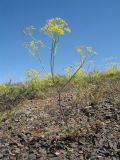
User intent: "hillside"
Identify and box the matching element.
[0,69,120,160]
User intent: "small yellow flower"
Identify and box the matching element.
[41,18,71,36]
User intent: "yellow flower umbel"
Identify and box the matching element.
[41,18,71,37]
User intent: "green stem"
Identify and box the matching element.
[60,55,88,92]
[29,35,47,74]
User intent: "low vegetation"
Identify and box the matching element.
[0,65,119,112]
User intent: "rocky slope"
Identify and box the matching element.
[0,79,120,160]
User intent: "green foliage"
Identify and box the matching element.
[0,112,4,122]
[25,69,40,80]
[43,127,53,136]
[0,66,120,111]
[104,65,120,76]
[0,84,26,110]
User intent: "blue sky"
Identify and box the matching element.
[0,0,120,83]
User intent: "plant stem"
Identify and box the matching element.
[60,55,88,92]
[50,36,68,127]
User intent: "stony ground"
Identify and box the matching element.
[0,89,120,159]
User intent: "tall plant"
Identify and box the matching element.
[23,18,96,126]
